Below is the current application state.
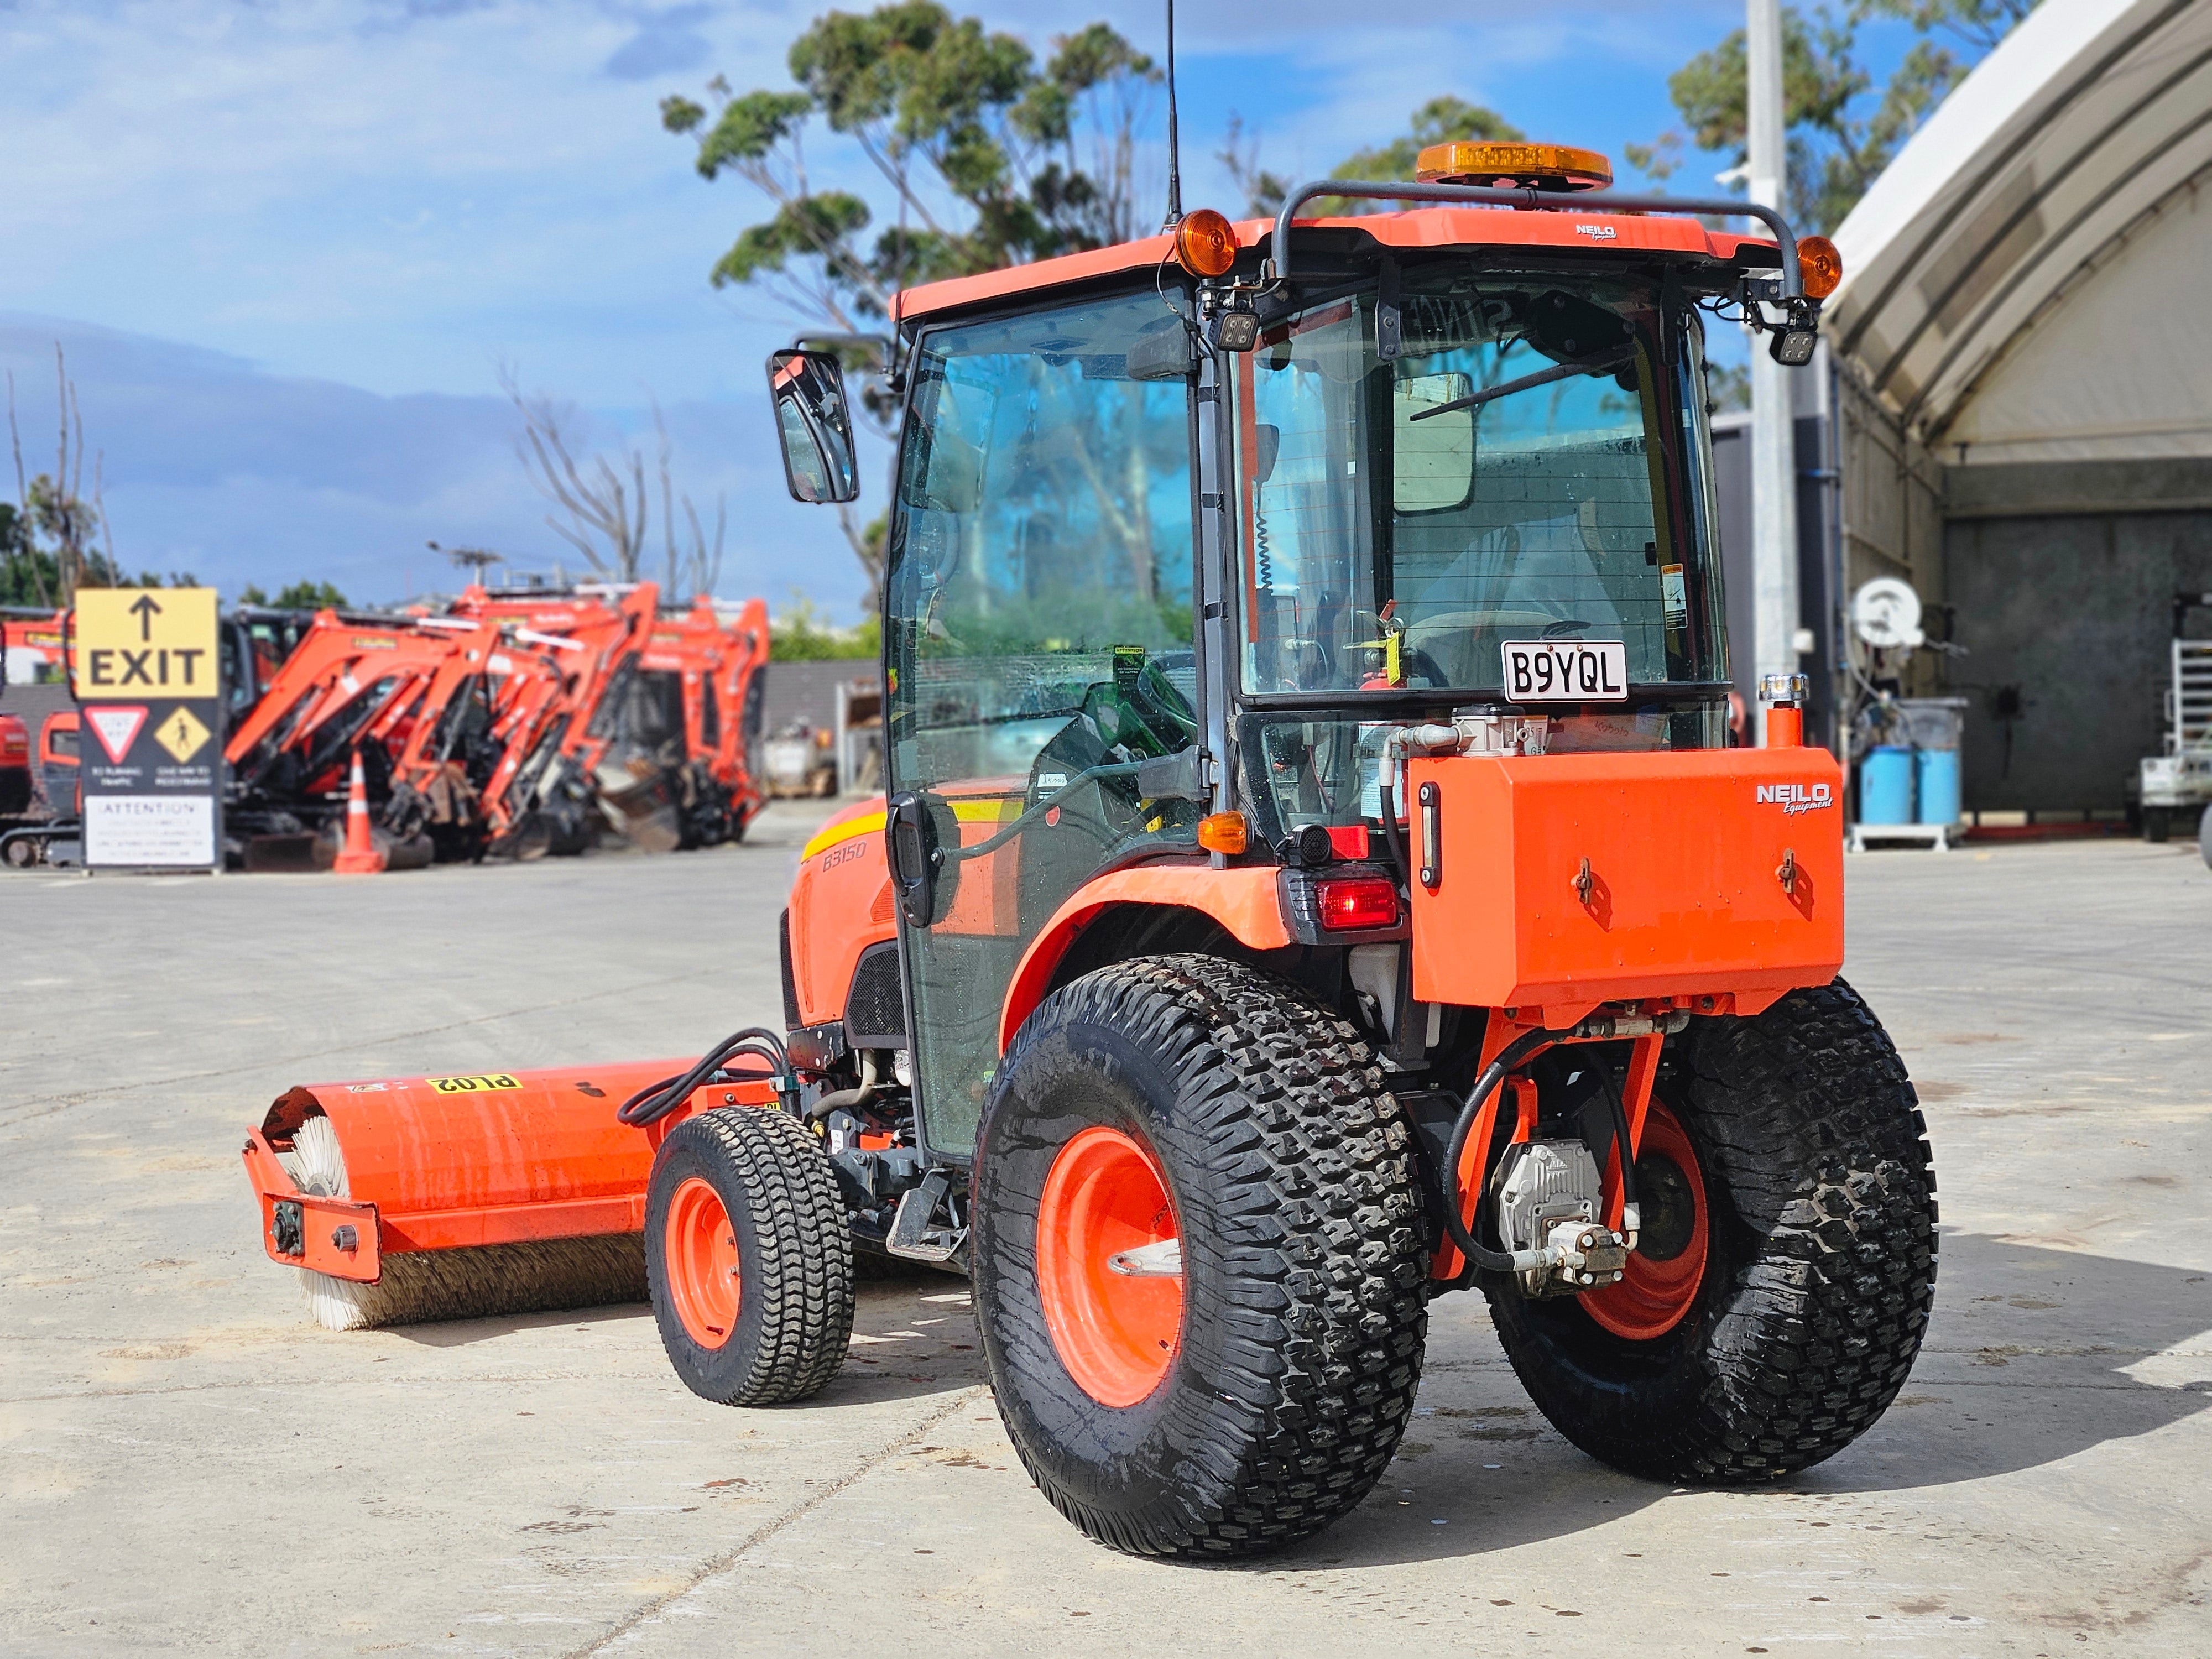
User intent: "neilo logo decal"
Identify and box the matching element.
[1756,782,1834,815]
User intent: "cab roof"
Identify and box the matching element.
[889,205,1780,326]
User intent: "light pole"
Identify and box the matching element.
[1747,0,1801,744]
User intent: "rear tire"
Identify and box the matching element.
[973,956,1428,1558]
[645,1108,854,1405]
[1490,978,1936,1483]
[2145,806,2172,843]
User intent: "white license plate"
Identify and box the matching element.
[1500,640,1629,702]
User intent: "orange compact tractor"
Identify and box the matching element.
[245,142,1933,1559]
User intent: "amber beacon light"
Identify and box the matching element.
[1173,208,1239,278]
[1415,142,1613,191]
[1797,234,1844,300]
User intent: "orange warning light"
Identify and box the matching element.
[1797,234,1844,300]
[1173,209,1239,278]
[1196,811,1249,854]
[1415,142,1613,192]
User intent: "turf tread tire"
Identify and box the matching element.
[974,955,1428,1558]
[645,1108,855,1406]
[1490,977,1937,1482]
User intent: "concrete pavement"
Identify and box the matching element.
[2,816,2207,1656]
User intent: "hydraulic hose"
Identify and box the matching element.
[617,1025,794,1127]
[1376,775,1409,884]
[1598,1064,1643,1241]
[806,1049,879,1121]
[1374,724,1457,888]
[1437,1029,1562,1274]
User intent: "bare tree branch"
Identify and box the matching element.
[503,367,727,598]
[503,365,648,580]
[681,492,727,597]
[5,369,51,609]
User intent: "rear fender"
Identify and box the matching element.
[998,865,1291,1052]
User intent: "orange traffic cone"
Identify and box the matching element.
[332,750,387,875]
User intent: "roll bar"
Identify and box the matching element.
[1265,180,1804,299]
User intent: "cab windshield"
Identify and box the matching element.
[1233,266,1726,700]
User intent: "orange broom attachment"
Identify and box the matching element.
[242,1060,779,1329]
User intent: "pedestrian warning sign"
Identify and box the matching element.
[74,587,219,697]
[77,587,223,870]
[153,705,212,764]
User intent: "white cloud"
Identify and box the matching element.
[1,313,863,611]
[0,0,1741,615]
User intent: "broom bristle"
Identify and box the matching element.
[285,1112,648,1331]
[303,1234,649,1331]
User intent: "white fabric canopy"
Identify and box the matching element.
[1829,0,2212,463]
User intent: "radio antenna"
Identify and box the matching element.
[1161,0,1183,230]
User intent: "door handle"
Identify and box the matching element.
[1417,781,1441,890]
[886,791,938,927]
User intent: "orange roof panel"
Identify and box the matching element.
[890,208,1778,324]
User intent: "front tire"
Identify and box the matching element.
[1490,978,1937,1483]
[645,1108,854,1406]
[973,956,1428,1558]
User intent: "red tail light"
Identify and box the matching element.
[1314,876,1400,931]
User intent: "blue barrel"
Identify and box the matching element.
[1915,747,1961,826]
[1858,746,1915,825]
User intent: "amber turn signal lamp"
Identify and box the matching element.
[1415,141,1613,191]
[1797,234,1843,300]
[1197,811,1249,854]
[1173,208,1239,278]
[1314,876,1400,932]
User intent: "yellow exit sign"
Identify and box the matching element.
[74,587,220,697]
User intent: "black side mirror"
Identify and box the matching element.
[886,790,940,928]
[767,348,860,504]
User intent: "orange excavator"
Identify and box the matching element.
[2,607,70,684]
[222,585,769,863]
[243,140,1934,1561]
[223,611,487,864]
[585,595,771,851]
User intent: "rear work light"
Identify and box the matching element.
[1314,876,1400,932]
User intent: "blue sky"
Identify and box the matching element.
[2,0,1814,619]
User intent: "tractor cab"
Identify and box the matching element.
[771,143,1825,1161]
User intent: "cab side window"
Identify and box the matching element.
[885,289,1198,1153]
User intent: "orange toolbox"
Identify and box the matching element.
[1407,747,1845,1021]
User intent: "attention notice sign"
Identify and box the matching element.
[74,588,223,870]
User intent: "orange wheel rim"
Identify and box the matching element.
[665,1175,742,1349]
[1583,1100,1709,1342]
[1035,1125,1182,1407]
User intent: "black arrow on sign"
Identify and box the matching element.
[129,593,164,641]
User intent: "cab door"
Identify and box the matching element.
[884,289,1201,1157]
